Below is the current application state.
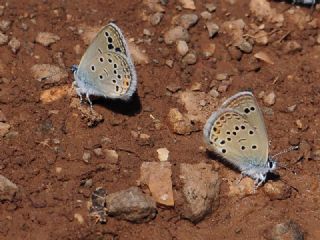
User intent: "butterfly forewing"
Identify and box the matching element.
[79,51,136,100]
[204,108,268,171]
[79,23,130,68]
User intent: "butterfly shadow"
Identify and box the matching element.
[206,150,281,182]
[206,150,240,173]
[94,92,142,116]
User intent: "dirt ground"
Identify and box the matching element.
[0,0,320,239]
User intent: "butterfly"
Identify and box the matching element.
[203,91,276,187]
[71,23,137,108]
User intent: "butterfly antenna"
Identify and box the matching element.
[272,145,299,159]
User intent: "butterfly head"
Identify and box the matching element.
[71,64,78,73]
[267,157,277,172]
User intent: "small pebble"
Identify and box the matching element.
[149,12,164,26]
[164,26,190,45]
[0,32,8,45]
[165,59,174,68]
[179,0,196,10]
[209,88,219,98]
[202,43,216,59]
[36,32,60,47]
[236,39,253,53]
[283,40,302,54]
[200,11,212,20]
[74,213,84,224]
[0,110,6,122]
[205,3,216,12]
[179,14,199,29]
[263,91,276,106]
[82,152,91,163]
[104,149,119,164]
[0,20,11,32]
[216,73,229,81]
[93,147,103,157]
[8,37,21,54]
[177,40,189,56]
[263,181,292,200]
[205,21,219,38]
[182,52,197,65]
[157,148,169,161]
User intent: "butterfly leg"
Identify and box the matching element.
[236,173,246,184]
[86,92,93,110]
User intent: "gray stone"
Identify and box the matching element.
[179,14,199,29]
[0,175,18,201]
[205,21,219,38]
[179,163,220,223]
[264,221,304,240]
[182,52,197,65]
[106,187,157,223]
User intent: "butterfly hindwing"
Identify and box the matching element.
[77,51,136,100]
[204,108,267,171]
[220,91,269,166]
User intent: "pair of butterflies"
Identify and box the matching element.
[73,23,276,187]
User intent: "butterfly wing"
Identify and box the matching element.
[80,23,131,63]
[203,108,268,171]
[220,91,269,165]
[76,51,137,100]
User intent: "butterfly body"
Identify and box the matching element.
[203,91,276,187]
[72,23,137,107]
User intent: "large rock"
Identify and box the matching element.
[0,175,18,201]
[140,162,174,206]
[178,163,220,223]
[106,187,157,223]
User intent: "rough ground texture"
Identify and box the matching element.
[0,0,320,239]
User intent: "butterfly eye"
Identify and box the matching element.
[105,31,109,37]
[235,126,239,131]
[241,146,246,150]
[112,79,117,84]
[117,75,121,79]
[99,75,104,80]
[107,37,113,43]
[115,85,120,92]
[115,47,121,53]
[268,161,273,168]
[222,149,226,154]
[91,65,95,71]
[244,108,250,114]
[232,131,237,135]
[252,145,257,149]
[241,125,245,130]
[249,130,254,135]
[220,140,225,145]
[114,63,117,68]
[99,57,104,62]
[250,107,255,111]
[108,58,112,63]
[227,137,231,141]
